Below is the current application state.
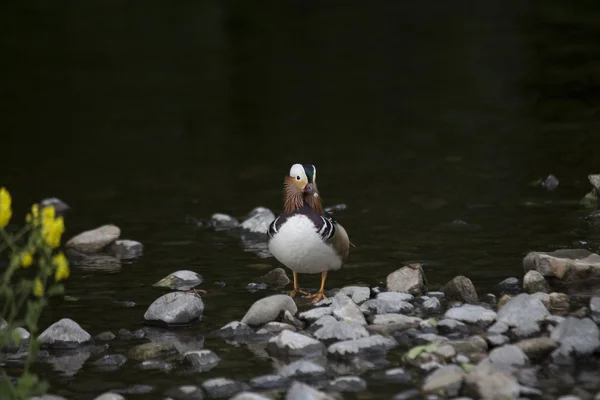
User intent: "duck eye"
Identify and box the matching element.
[296,176,301,181]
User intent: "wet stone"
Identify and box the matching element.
[138,360,173,371]
[443,276,478,304]
[240,207,275,234]
[314,320,370,342]
[327,334,397,360]
[259,268,290,286]
[438,319,470,335]
[153,270,204,291]
[210,213,240,229]
[338,286,371,304]
[422,297,442,314]
[93,394,125,400]
[523,270,550,294]
[241,294,298,326]
[266,330,325,358]
[422,364,465,397]
[113,384,153,395]
[299,307,333,323]
[332,292,367,326]
[249,374,289,390]
[278,359,326,380]
[95,331,115,341]
[386,264,427,295]
[38,318,93,349]
[327,376,367,392]
[263,322,296,334]
[373,367,413,383]
[488,344,529,368]
[215,321,255,340]
[202,378,250,399]
[282,310,304,330]
[497,277,521,295]
[486,334,509,347]
[143,292,204,325]
[370,314,422,327]
[230,393,271,400]
[164,385,204,400]
[361,297,414,315]
[126,342,176,361]
[66,225,120,253]
[110,239,143,260]
[91,354,127,371]
[444,304,496,326]
[184,350,220,371]
[246,283,268,292]
[286,381,334,400]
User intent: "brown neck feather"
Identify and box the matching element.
[282,178,324,215]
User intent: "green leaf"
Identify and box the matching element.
[427,318,438,327]
[460,363,475,373]
[406,343,438,360]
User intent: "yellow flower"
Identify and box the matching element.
[42,215,64,248]
[33,278,44,298]
[53,252,70,282]
[0,187,12,229]
[26,204,40,226]
[21,252,33,268]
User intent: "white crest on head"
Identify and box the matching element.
[289,164,307,182]
[312,164,317,183]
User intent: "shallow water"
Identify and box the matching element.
[3,1,600,398]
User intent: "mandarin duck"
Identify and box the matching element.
[267,163,350,303]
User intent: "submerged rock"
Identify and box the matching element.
[153,270,203,291]
[442,276,478,304]
[445,304,496,325]
[109,239,143,260]
[38,318,93,348]
[259,268,290,286]
[143,292,204,325]
[266,330,325,358]
[202,378,250,398]
[523,270,550,294]
[126,342,176,361]
[240,207,275,234]
[327,334,397,360]
[96,331,115,341]
[241,295,297,326]
[338,286,371,304]
[327,376,367,392]
[47,350,91,376]
[214,321,255,340]
[91,354,127,371]
[386,264,427,295]
[332,293,367,326]
[250,374,290,390]
[66,225,120,253]
[286,381,334,400]
[314,320,370,342]
[210,213,240,230]
[541,174,560,191]
[184,350,220,371]
[422,364,464,397]
[551,317,600,362]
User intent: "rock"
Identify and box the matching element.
[422,364,465,396]
[38,318,92,348]
[164,385,204,400]
[153,270,203,291]
[338,286,371,304]
[551,317,600,360]
[144,292,203,325]
[463,362,520,400]
[210,213,240,229]
[442,276,478,304]
[286,381,334,400]
[66,225,120,253]
[445,304,496,325]
[515,337,558,360]
[327,334,397,360]
[126,342,176,361]
[266,330,325,358]
[30,395,69,400]
[546,315,565,325]
[523,249,600,288]
[496,294,549,329]
[249,374,289,390]
[360,296,414,315]
[259,268,290,286]
[240,207,275,234]
[184,350,220,371]
[230,393,271,400]
[109,239,143,259]
[523,270,550,294]
[91,354,127,371]
[327,376,367,392]
[278,359,326,380]
[93,394,125,400]
[392,389,420,400]
[370,314,422,326]
[202,378,250,398]
[118,328,145,340]
[332,293,367,326]
[438,319,470,335]
[138,360,173,371]
[241,294,298,326]
[447,336,488,356]
[247,283,268,292]
[591,297,600,323]
[415,333,448,344]
[310,315,337,331]
[299,307,333,323]
[487,321,509,334]
[497,277,521,295]
[486,334,509,347]
[96,331,115,341]
[46,349,91,376]
[372,367,413,382]
[39,197,70,215]
[113,385,153,395]
[142,327,204,354]
[263,322,296,334]
[422,297,442,313]
[386,264,427,295]
[488,345,528,368]
[549,292,570,314]
[541,174,560,190]
[314,320,369,342]
[214,321,255,340]
[282,310,304,330]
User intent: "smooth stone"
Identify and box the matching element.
[488,345,529,367]
[143,292,203,325]
[230,393,271,400]
[487,321,509,334]
[463,362,520,400]
[215,321,255,339]
[138,360,173,371]
[523,249,600,286]
[360,298,414,315]
[210,213,240,229]
[164,384,204,400]
[523,270,550,294]
[445,304,496,325]
[376,367,413,382]
[442,276,478,304]
[38,318,92,348]
[259,268,290,286]
[327,376,367,392]
[126,342,176,361]
[66,224,120,253]
[310,315,337,332]
[486,334,509,347]
[511,321,542,339]
[447,336,488,356]
[434,344,457,360]
[386,264,427,295]
[422,364,465,397]
[378,292,414,302]
[39,197,70,215]
[91,354,127,371]
[327,334,397,360]
[184,350,220,370]
[497,277,521,295]
[338,286,371,304]
[299,307,333,323]
[266,330,325,358]
[202,378,250,399]
[286,381,334,400]
[241,295,298,326]
[551,317,600,359]
[370,314,422,326]
[263,322,297,334]
[240,207,275,234]
[422,297,442,313]
[278,359,326,379]
[392,389,421,400]
[515,337,558,360]
[93,394,125,400]
[437,319,470,335]
[249,374,289,390]
[416,333,448,344]
[96,331,115,341]
[153,270,203,291]
[247,283,268,292]
[282,310,304,330]
[549,292,570,314]
[546,315,566,325]
[314,320,370,341]
[496,293,549,328]
[332,293,367,326]
[110,239,143,260]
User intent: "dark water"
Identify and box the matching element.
[3,1,600,398]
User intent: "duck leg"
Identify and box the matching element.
[307,271,328,304]
[289,271,309,297]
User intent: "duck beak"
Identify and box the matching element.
[304,183,316,194]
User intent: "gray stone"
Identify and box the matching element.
[266,330,325,358]
[153,270,204,291]
[299,307,333,323]
[230,393,271,400]
[259,268,290,286]
[39,197,70,215]
[215,321,255,340]
[66,224,120,253]
[523,249,600,287]
[546,315,566,325]
[143,292,204,325]
[202,378,250,398]
[392,390,420,400]
[487,321,509,334]
[113,385,153,395]
[96,331,115,341]
[110,239,143,260]
[512,321,542,339]
[247,283,268,292]
[327,334,397,360]
[138,360,173,371]
[249,374,289,390]
[286,381,334,400]
[310,315,337,331]
[378,291,414,302]
[126,342,176,361]
[93,394,125,400]
[422,364,465,396]
[422,297,442,313]
[447,336,488,356]
[488,345,528,368]
[332,293,367,326]
[497,294,549,329]
[438,319,469,335]
[91,354,127,371]
[142,327,204,354]
[338,286,371,304]
[241,295,297,326]
[361,297,414,315]
[486,335,509,347]
[164,384,204,400]
[184,350,220,371]
[497,277,521,294]
[463,362,520,400]
[386,264,427,295]
[551,317,600,358]
[515,337,558,360]
[327,376,367,392]
[443,276,478,304]
[263,322,296,334]
[30,395,69,400]
[434,344,457,360]
[523,270,550,294]
[374,367,413,383]
[47,350,90,376]
[314,320,369,341]
[591,297,600,323]
[38,318,92,348]
[445,304,496,325]
[278,359,326,379]
[210,213,240,229]
[282,310,304,330]
[416,333,448,344]
[240,207,275,234]
[370,314,422,326]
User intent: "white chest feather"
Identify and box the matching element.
[268,215,342,274]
